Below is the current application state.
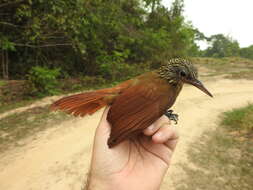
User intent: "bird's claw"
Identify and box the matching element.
[164,110,179,124]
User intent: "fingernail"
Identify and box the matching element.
[154,131,163,138]
[147,124,154,131]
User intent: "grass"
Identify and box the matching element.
[0,77,125,112]
[0,80,7,87]
[192,57,253,79]
[226,71,253,80]
[0,106,71,152]
[0,77,124,115]
[0,80,108,115]
[0,99,37,114]
[176,104,253,190]
[222,104,253,133]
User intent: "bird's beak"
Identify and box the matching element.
[184,79,213,97]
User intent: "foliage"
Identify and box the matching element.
[27,66,60,97]
[0,80,7,87]
[0,36,16,51]
[203,34,240,57]
[240,45,253,60]
[0,80,29,106]
[0,0,199,80]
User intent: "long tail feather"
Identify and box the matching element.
[51,91,113,117]
[51,80,133,117]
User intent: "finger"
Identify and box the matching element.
[143,115,171,136]
[164,126,179,151]
[101,106,110,121]
[96,107,111,139]
[152,124,179,150]
[151,123,173,143]
[165,137,178,151]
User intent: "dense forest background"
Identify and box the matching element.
[0,0,199,79]
[1,0,253,97]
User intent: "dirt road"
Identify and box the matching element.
[0,79,252,190]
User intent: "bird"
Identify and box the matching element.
[51,58,213,148]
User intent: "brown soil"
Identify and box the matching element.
[0,79,253,190]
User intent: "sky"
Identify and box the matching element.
[162,0,253,49]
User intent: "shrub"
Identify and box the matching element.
[27,66,61,97]
[80,76,106,86]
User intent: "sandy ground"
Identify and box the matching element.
[0,95,68,120]
[0,79,253,190]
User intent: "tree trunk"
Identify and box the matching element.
[5,50,9,79]
[151,1,155,13]
[1,50,5,79]
[1,50,9,80]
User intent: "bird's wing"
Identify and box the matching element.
[107,80,172,147]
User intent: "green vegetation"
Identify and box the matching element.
[0,0,198,80]
[240,45,253,60]
[27,66,61,97]
[202,34,240,57]
[0,80,6,87]
[0,99,35,114]
[198,34,253,60]
[176,105,253,190]
[222,104,253,133]
[1,56,252,113]
[1,1,253,82]
[1,1,253,120]
[0,106,71,152]
[1,0,252,103]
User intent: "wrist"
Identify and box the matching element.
[84,171,160,190]
[84,171,113,190]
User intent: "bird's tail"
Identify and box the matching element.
[50,89,118,117]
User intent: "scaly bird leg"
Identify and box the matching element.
[164,110,179,124]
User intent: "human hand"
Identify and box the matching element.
[85,107,179,190]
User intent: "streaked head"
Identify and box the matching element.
[158,58,213,97]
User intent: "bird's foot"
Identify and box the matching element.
[164,110,179,124]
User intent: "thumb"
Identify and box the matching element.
[94,107,111,146]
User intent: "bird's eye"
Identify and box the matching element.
[180,71,186,77]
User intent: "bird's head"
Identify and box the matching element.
[158,58,213,97]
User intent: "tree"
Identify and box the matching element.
[0,0,199,80]
[240,45,253,60]
[143,0,162,13]
[204,34,240,57]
